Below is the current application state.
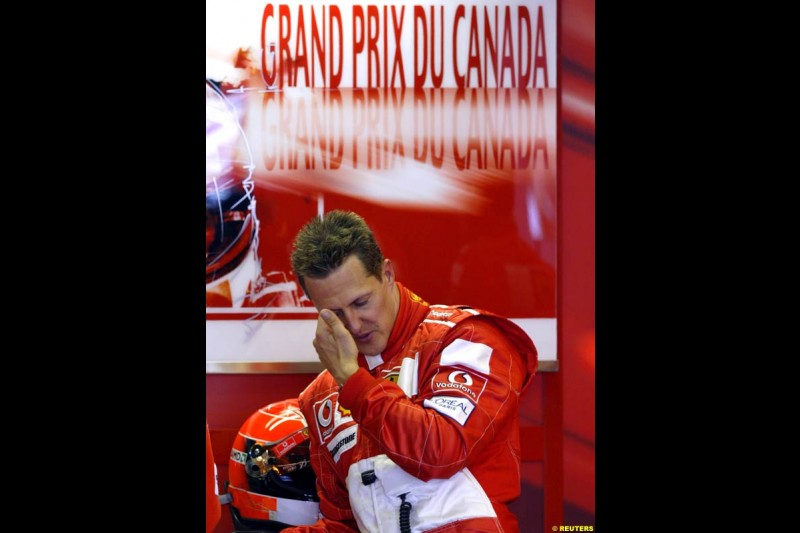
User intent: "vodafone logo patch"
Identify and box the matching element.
[313,392,355,442]
[431,369,487,400]
[449,370,473,386]
[315,397,336,439]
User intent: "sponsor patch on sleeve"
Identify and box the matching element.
[439,339,492,374]
[313,392,354,442]
[326,425,358,463]
[430,369,487,401]
[423,395,475,426]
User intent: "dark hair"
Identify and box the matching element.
[290,210,385,295]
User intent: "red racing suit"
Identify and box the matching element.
[284,283,538,533]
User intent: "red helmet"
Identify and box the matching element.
[227,399,320,530]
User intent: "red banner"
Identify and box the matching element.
[206,0,557,367]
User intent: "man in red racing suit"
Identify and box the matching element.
[283,211,538,533]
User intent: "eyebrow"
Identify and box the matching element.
[327,293,370,312]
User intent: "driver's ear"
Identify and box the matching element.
[383,258,395,284]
